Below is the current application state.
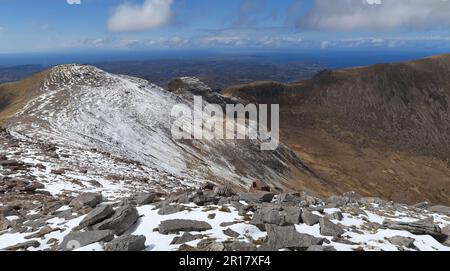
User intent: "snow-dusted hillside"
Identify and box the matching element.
[7,64,308,190]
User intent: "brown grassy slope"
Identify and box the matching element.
[0,70,50,125]
[223,54,450,205]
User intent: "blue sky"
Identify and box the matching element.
[0,0,450,53]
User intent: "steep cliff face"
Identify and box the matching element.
[223,54,450,205]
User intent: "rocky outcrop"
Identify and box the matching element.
[319,217,345,237]
[79,205,114,228]
[70,193,102,209]
[159,219,212,234]
[383,219,447,242]
[266,225,325,250]
[93,205,139,235]
[171,232,206,245]
[429,206,450,216]
[251,205,302,229]
[387,236,417,250]
[3,240,40,251]
[301,209,321,226]
[239,192,275,204]
[133,193,158,206]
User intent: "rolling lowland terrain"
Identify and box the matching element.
[0,55,449,251]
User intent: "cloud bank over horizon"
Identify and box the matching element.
[2,0,450,53]
[294,0,450,31]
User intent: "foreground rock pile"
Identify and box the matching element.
[2,177,449,251]
[1,127,450,251]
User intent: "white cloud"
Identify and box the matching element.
[108,0,173,32]
[0,26,4,31]
[296,0,450,31]
[67,0,81,5]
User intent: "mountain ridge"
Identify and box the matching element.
[223,54,450,205]
[0,64,324,194]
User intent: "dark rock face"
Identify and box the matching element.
[276,193,303,206]
[60,230,114,251]
[70,193,102,208]
[79,204,114,228]
[93,205,139,235]
[319,217,345,237]
[104,235,146,251]
[213,185,235,197]
[159,219,212,234]
[383,219,447,242]
[167,77,237,108]
[266,224,325,250]
[239,192,275,204]
[223,228,240,238]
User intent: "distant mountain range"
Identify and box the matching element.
[0,58,323,91]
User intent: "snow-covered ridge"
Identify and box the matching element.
[7,64,305,190]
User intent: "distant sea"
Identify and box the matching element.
[0,49,448,69]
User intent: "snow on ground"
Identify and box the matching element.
[7,64,305,190]
[1,198,449,251]
[0,132,200,200]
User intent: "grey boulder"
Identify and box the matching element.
[79,204,114,228]
[70,193,102,208]
[3,240,40,251]
[60,230,114,251]
[319,217,345,237]
[158,219,212,234]
[266,224,325,250]
[157,203,186,215]
[251,205,302,228]
[301,209,321,226]
[325,211,344,221]
[171,232,206,245]
[104,235,146,251]
[134,193,158,206]
[93,205,139,235]
[386,236,417,249]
